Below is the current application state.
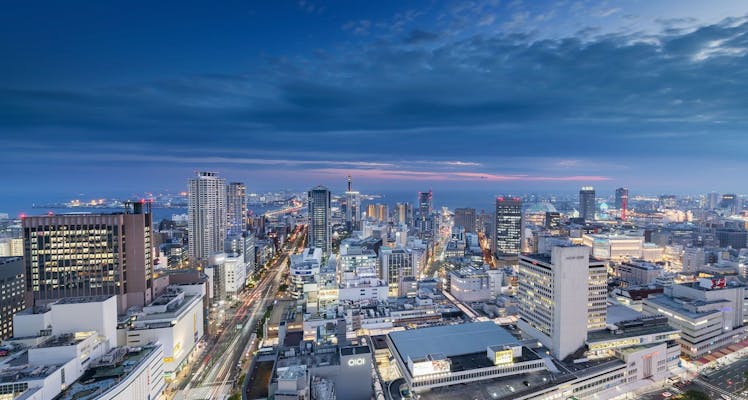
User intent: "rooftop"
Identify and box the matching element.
[644,295,723,319]
[388,321,518,362]
[449,347,541,373]
[58,345,158,400]
[605,303,643,324]
[132,294,201,326]
[415,369,571,400]
[588,316,677,343]
[340,345,370,356]
[276,346,340,370]
[55,295,113,305]
[38,332,92,348]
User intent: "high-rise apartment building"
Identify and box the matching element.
[188,171,227,261]
[492,197,522,257]
[345,175,361,229]
[517,245,607,359]
[0,257,25,339]
[579,186,596,221]
[226,182,247,236]
[308,185,332,254]
[22,204,154,312]
[453,208,477,233]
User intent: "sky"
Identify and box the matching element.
[2,0,748,211]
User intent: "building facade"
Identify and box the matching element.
[493,197,522,257]
[226,182,247,236]
[188,171,227,261]
[308,186,331,254]
[579,186,596,221]
[453,208,477,233]
[0,257,25,339]
[517,246,607,359]
[22,207,154,313]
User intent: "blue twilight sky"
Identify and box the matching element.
[2,0,748,209]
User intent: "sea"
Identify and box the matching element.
[1,189,577,220]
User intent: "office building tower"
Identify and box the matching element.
[721,193,741,214]
[707,192,720,210]
[188,171,227,261]
[345,175,361,230]
[379,247,414,296]
[226,182,247,236]
[579,186,596,221]
[454,208,477,233]
[22,203,154,313]
[0,257,25,339]
[377,204,388,223]
[417,190,433,233]
[395,202,412,227]
[492,196,522,257]
[366,203,376,220]
[517,245,607,359]
[544,211,561,230]
[615,187,628,219]
[308,186,332,254]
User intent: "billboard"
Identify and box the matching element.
[493,349,514,365]
[411,359,451,376]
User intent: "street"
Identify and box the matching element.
[171,226,305,400]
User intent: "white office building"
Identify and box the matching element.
[643,277,748,358]
[449,267,503,303]
[583,233,644,260]
[123,286,205,379]
[518,246,607,359]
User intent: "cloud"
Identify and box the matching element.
[3,8,748,193]
[403,29,440,44]
[310,168,610,182]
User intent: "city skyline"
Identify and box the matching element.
[3,1,748,207]
[4,3,748,400]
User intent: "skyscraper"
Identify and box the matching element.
[517,245,607,359]
[579,186,596,221]
[614,187,628,219]
[345,175,361,230]
[308,185,332,254]
[22,203,154,312]
[454,208,477,233]
[493,196,522,257]
[707,192,720,210]
[188,171,227,261]
[395,202,412,227]
[226,182,247,236]
[417,190,433,234]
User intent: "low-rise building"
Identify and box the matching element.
[120,286,205,380]
[643,277,748,358]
